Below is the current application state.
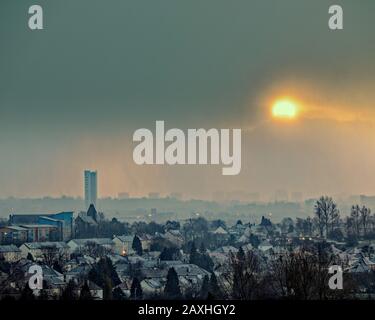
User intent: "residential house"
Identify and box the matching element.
[348,253,375,273]
[138,234,153,251]
[141,278,164,297]
[38,265,65,298]
[214,246,238,255]
[0,226,28,245]
[164,230,184,247]
[113,279,131,298]
[67,238,115,254]
[72,280,103,300]
[259,241,273,252]
[19,241,70,261]
[212,226,228,236]
[164,263,211,295]
[113,235,134,256]
[65,264,92,283]
[0,245,22,262]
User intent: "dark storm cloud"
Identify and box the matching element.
[0,0,374,197]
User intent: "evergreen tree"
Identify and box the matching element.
[130,277,143,300]
[113,287,127,300]
[199,275,209,299]
[189,241,214,272]
[132,235,143,256]
[20,284,35,301]
[88,257,121,295]
[103,276,113,300]
[0,257,10,274]
[53,260,63,274]
[209,273,222,299]
[79,282,93,300]
[61,280,77,300]
[249,234,260,248]
[189,242,199,264]
[160,247,180,261]
[160,248,171,261]
[237,247,245,261]
[201,254,214,272]
[190,241,197,253]
[37,287,49,300]
[199,242,207,254]
[164,268,181,299]
[26,252,34,262]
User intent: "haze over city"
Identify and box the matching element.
[4,1,375,309]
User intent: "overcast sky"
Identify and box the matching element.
[0,0,375,199]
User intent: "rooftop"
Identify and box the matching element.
[69,238,114,246]
[20,224,58,229]
[0,245,21,253]
[22,242,69,250]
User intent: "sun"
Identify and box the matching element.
[272,99,298,119]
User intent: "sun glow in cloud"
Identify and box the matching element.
[272,99,299,119]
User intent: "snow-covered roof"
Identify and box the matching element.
[213,226,228,235]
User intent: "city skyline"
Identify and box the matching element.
[2,2,375,306]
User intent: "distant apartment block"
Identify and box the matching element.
[0,224,58,244]
[0,245,22,262]
[84,170,98,209]
[0,226,28,245]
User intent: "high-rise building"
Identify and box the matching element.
[84,170,97,209]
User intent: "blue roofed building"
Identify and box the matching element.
[9,211,74,241]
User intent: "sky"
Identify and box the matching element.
[0,0,375,200]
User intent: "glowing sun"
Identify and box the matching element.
[272,99,299,119]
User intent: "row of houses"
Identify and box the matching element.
[0,234,155,263]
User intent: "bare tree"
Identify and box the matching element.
[42,245,65,267]
[81,241,111,259]
[350,205,361,238]
[269,245,353,300]
[360,206,371,238]
[220,248,263,300]
[314,196,339,238]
